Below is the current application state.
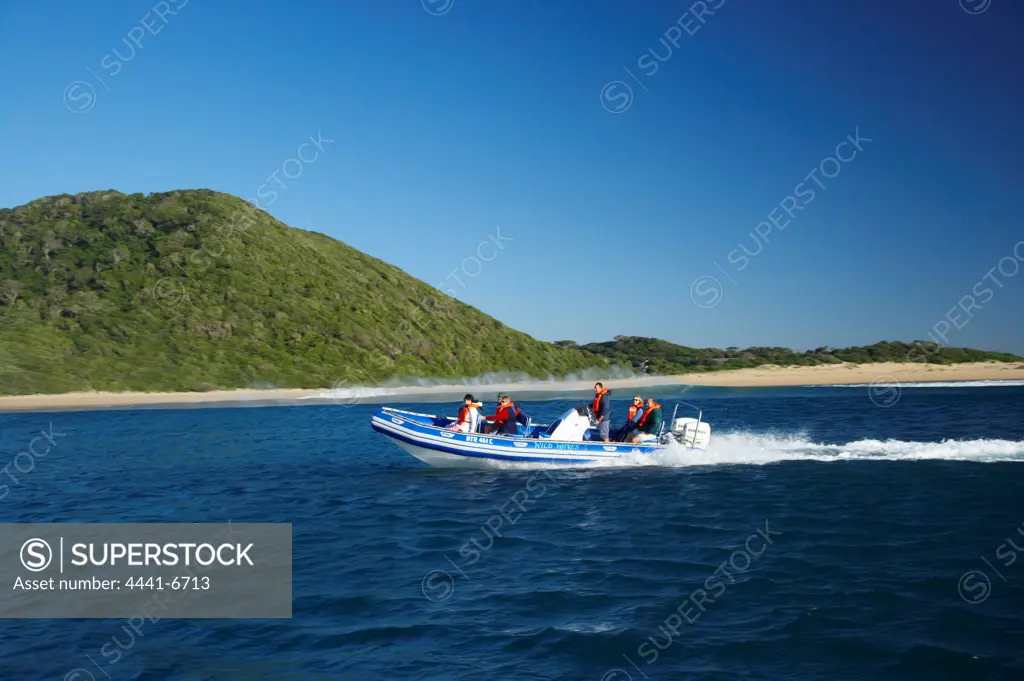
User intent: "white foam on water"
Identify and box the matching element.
[588,432,1024,468]
[814,380,1024,388]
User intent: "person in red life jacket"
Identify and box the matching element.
[483,395,519,435]
[614,394,645,441]
[631,398,664,444]
[448,394,483,432]
[592,382,612,442]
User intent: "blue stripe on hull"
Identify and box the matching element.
[371,421,603,464]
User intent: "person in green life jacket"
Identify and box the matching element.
[631,398,663,444]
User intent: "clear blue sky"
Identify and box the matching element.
[2,0,1022,353]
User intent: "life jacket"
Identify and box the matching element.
[637,403,662,427]
[457,403,482,425]
[489,403,517,424]
[628,404,640,421]
[592,389,609,415]
[496,403,519,434]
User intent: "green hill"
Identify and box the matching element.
[2,190,1019,397]
[566,336,1023,374]
[0,189,607,395]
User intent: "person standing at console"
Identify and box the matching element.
[592,382,612,442]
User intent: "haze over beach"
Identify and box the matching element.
[2,2,1024,680]
[1,361,1024,412]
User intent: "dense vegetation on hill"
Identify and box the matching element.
[556,336,1023,375]
[0,190,606,395]
[1,190,1019,396]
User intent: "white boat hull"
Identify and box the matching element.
[393,439,563,470]
[370,407,710,469]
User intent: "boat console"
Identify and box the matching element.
[541,408,591,441]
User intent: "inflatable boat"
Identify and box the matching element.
[370,405,711,469]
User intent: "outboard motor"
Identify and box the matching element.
[666,417,711,450]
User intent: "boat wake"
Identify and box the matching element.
[463,433,1024,471]
[589,432,1024,468]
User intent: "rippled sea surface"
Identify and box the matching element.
[2,385,1023,680]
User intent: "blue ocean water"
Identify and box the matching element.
[1,385,1023,680]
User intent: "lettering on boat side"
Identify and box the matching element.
[465,436,494,445]
[529,443,579,450]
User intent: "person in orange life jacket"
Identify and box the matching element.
[631,398,664,444]
[614,395,645,442]
[448,394,482,432]
[483,395,519,435]
[592,382,612,442]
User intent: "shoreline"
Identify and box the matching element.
[1,362,1022,413]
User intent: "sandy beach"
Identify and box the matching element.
[1,361,1022,413]
[665,361,1024,387]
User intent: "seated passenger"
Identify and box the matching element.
[483,395,519,435]
[631,398,663,443]
[448,394,482,432]
[614,395,645,441]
